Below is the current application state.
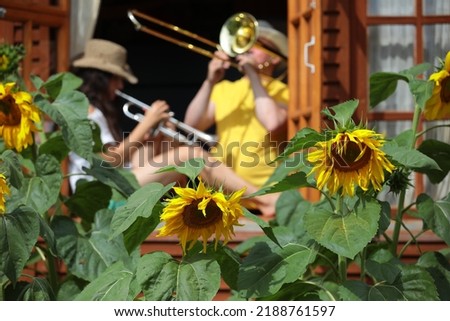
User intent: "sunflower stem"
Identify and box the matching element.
[391,103,420,257]
[320,190,336,212]
[338,255,347,283]
[410,103,421,149]
[416,123,450,138]
[359,247,367,282]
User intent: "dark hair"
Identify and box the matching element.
[71,67,122,141]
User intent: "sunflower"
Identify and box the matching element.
[423,51,450,120]
[0,54,9,71]
[0,173,10,214]
[0,43,25,76]
[307,129,395,197]
[157,179,245,253]
[0,82,41,152]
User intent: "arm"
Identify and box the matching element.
[184,51,231,131]
[238,55,288,132]
[104,100,171,167]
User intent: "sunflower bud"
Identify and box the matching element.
[386,169,411,195]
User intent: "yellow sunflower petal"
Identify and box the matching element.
[157,178,243,254]
[308,129,395,197]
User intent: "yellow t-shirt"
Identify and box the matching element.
[210,77,289,188]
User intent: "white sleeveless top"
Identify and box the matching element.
[68,108,116,192]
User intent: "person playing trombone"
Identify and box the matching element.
[68,38,279,216]
[184,20,289,214]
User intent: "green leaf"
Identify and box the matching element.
[383,141,441,171]
[417,251,450,300]
[401,62,432,78]
[65,181,112,224]
[74,261,136,301]
[341,265,437,301]
[238,239,316,298]
[370,72,409,107]
[0,206,40,284]
[122,203,164,253]
[366,249,402,284]
[275,190,313,243]
[137,252,179,301]
[259,280,323,300]
[305,200,380,259]
[250,171,313,197]
[397,265,439,300]
[265,152,310,185]
[41,72,83,99]
[137,252,221,301]
[84,157,137,197]
[52,211,132,282]
[38,134,70,163]
[177,253,221,300]
[415,193,450,245]
[338,281,368,300]
[21,278,55,301]
[339,280,406,300]
[418,139,450,184]
[377,201,391,236]
[409,78,434,110]
[390,129,415,148]
[208,243,241,290]
[38,214,57,256]
[36,91,93,160]
[110,182,174,239]
[56,276,88,300]
[156,158,205,182]
[275,128,322,161]
[0,150,24,189]
[242,208,280,247]
[19,155,62,215]
[322,99,359,127]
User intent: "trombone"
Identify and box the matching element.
[116,90,218,147]
[127,9,286,69]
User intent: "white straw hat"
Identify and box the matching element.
[73,39,138,84]
[257,20,288,58]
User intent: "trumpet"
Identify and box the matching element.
[127,10,286,69]
[116,90,218,147]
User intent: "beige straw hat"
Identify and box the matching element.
[73,39,138,84]
[257,20,288,58]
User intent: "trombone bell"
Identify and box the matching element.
[126,10,286,69]
[219,12,258,57]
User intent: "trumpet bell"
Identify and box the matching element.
[219,12,258,57]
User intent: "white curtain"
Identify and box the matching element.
[70,0,102,60]
[367,0,450,202]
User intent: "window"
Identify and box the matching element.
[363,0,450,202]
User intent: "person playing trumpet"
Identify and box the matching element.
[184,20,289,215]
[68,38,279,216]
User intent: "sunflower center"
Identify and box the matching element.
[0,96,21,126]
[440,75,450,103]
[330,138,372,172]
[183,199,223,228]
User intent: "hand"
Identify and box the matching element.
[206,51,230,84]
[236,53,258,74]
[143,100,171,129]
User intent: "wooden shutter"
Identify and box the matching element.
[288,0,353,201]
[0,0,70,84]
[0,0,71,195]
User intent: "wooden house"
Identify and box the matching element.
[0,0,448,300]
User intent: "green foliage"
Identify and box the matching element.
[0,43,25,80]
[0,43,449,302]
